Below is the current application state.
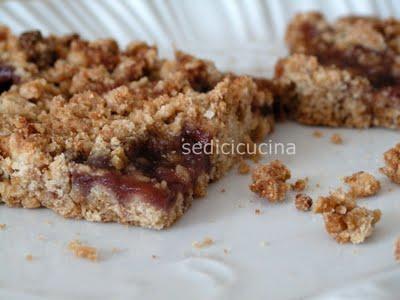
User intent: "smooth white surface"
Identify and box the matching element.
[0,1,400,299]
[1,122,399,300]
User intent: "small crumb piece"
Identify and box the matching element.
[395,238,400,262]
[330,133,343,144]
[260,241,269,247]
[250,160,291,202]
[344,171,381,197]
[192,237,214,249]
[151,255,158,259]
[291,178,308,192]
[0,224,6,230]
[26,254,33,261]
[223,248,230,255]
[255,209,262,215]
[111,247,121,254]
[238,160,251,175]
[220,188,226,193]
[313,130,323,138]
[37,234,46,241]
[314,190,381,244]
[68,240,98,261]
[295,194,313,211]
[380,143,400,184]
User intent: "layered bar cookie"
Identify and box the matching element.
[275,12,400,129]
[0,26,274,229]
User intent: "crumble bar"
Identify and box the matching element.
[314,190,381,244]
[250,160,291,202]
[343,171,381,197]
[276,12,400,129]
[0,27,274,229]
[380,143,400,184]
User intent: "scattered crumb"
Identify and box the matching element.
[291,178,308,192]
[313,130,323,138]
[250,160,291,202]
[223,249,230,255]
[220,188,226,193]
[44,220,53,225]
[238,160,251,175]
[295,194,313,211]
[37,234,46,241]
[25,254,33,261]
[395,238,400,262]
[192,237,214,249]
[344,171,381,197]
[314,190,381,244]
[316,183,320,188]
[151,255,158,259]
[380,143,400,184]
[260,241,269,247]
[0,224,6,230]
[111,247,121,254]
[255,209,262,215]
[330,133,343,144]
[68,240,98,261]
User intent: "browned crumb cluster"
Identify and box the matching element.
[238,160,251,175]
[380,143,400,184]
[68,240,98,261]
[344,171,381,197]
[295,194,313,211]
[192,237,214,249]
[314,190,381,244]
[250,160,291,202]
[291,178,308,192]
[330,133,343,145]
[395,238,400,262]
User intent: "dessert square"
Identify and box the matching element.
[0,27,274,229]
[275,12,400,129]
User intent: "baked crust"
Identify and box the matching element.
[276,12,400,129]
[0,27,274,229]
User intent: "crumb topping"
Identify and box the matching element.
[380,143,400,184]
[68,240,98,261]
[250,160,291,202]
[295,194,313,211]
[314,190,381,244]
[344,171,381,197]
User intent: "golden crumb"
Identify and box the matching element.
[313,130,323,138]
[330,133,343,144]
[314,190,381,244]
[250,160,291,202]
[192,237,214,249]
[291,178,308,192]
[255,209,262,215]
[380,143,400,184]
[68,240,98,261]
[25,254,33,261]
[238,160,251,175]
[395,238,400,262]
[0,224,6,230]
[295,194,313,211]
[344,171,381,197]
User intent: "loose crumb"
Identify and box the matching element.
[255,209,262,215]
[291,178,308,192]
[151,255,158,259]
[314,190,381,244]
[111,247,121,254]
[37,234,46,241]
[295,194,313,211]
[0,224,6,230]
[238,160,251,175]
[25,254,33,261]
[250,160,291,202]
[220,188,226,193]
[395,238,400,262]
[313,130,323,138]
[192,237,214,249]
[68,240,98,261]
[223,248,230,255]
[330,133,343,144]
[344,171,381,197]
[380,143,400,184]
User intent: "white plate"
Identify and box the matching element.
[1,1,399,299]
